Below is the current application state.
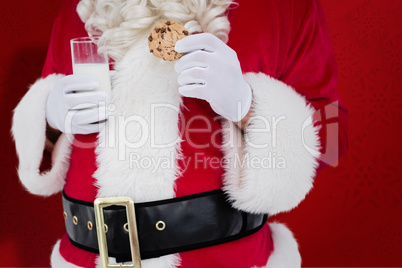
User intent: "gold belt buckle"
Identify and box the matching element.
[94,197,141,268]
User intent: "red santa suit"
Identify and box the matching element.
[12,0,348,267]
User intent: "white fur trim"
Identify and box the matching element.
[265,223,301,268]
[51,240,83,267]
[94,254,181,268]
[93,34,182,267]
[12,74,72,196]
[52,239,180,268]
[222,72,320,215]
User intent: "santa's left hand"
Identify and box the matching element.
[175,33,252,122]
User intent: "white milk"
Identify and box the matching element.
[73,63,112,96]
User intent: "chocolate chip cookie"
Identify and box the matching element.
[148,21,189,61]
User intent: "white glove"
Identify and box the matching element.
[175,33,252,122]
[46,74,109,134]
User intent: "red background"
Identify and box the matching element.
[0,0,401,267]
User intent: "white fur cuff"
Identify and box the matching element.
[51,240,82,268]
[265,223,301,268]
[12,74,71,196]
[222,72,320,215]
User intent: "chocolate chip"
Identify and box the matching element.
[157,47,162,52]
[166,21,171,25]
[155,28,160,33]
[161,34,164,39]
[183,30,189,35]
[150,49,153,53]
[148,35,153,42]
[167,26,171,32]
[161,27,166,33]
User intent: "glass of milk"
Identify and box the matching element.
[70,37,111,97]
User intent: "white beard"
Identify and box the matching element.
[94,36,183,203]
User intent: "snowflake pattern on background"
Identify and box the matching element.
[334,41,364,81]
[372,221,402,259]
[350,68,401,129]
[348,0,389,44]
[330,133,401,214]
[382,36,402,77]
[310,1,402,260]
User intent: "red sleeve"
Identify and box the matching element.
[39,0,87,172]
[42,0,87,77]
[279,0,348,171]
[229,0,348,173]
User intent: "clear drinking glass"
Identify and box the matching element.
[70,37,111,96]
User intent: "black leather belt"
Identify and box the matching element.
[63,190,268,262]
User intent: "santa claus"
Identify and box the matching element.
[12,0,347,267]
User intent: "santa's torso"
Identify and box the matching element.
[56,0,279,266]
[44,0,330,266]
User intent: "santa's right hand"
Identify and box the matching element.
[46,74,109,134]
